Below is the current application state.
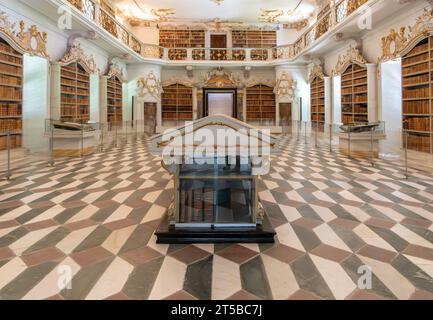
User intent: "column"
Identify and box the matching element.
[99,76,108,126]
[192,87,198,120]
[89,74,100,123]
[49,63,61,120]
[324,76,332,125]
[242,88,247,122]
[367,63,378,123]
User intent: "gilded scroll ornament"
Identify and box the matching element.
[379,9,433,62]
[0,12,49,58]
[333,46,368,75]
[60,43,99,74]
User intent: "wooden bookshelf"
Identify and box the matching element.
[0,38,23,150]
[161,84,193,121]
[311,76,325,131]
[60,62,90,122]
[160,29,205,60]
[232,30,276,60]
[401,37,432,153]
[246,85,276,121]
[340,63,368,125]
[107,76,123,124]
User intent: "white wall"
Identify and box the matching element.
[131,26,159,46]
[22,55,49,152]
[333,76,341,125]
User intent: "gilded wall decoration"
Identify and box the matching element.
[283,19,309,31]
[308,63,326,83]
[0,12,49,58]
[59,43,99,74]
[274,72,297,100]
[107,62,126,82]
[260,9,285,23]
[202,67,240,88]
[333,46,368,75]
[137,71,163,98]
[379,9,433,62]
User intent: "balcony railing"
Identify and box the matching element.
[65,0,370,62]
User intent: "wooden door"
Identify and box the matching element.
[211,34,227,48]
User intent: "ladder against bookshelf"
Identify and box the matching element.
[0,37,23,150]
[311,76,325,131]
[60,62,90,123]
[107,76,123,125]
[340,63,368,125]
[401,37,432,153]
[162,84,193,122]
[246,85,276,123]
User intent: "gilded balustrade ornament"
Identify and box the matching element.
[333,46,368,76]
[0,12,49,58]
[379,9,433,62]
[60,43,99,74]
[274,72,297,101]
[137,71,163,98]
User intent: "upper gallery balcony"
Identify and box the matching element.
[60,0,386,64]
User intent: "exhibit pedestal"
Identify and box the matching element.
[49,129,98,157]
[339,132,386,158]
[155,212,276,244]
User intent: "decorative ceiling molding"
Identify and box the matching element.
[0,11,49,59]
[107,62,126,83]
[333,46,368,76]
[151,8,176,22]
[308,63,326,83]
[283,19,309,31]
[210,0,225,5]
[59,43,99,74]
[274,72,297,101]
[137,71,163,98]
[379,8,433,62]
[260,9,285,23]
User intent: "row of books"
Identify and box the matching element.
[403,100,430,114]
[0,63,22,75]
[0,103,21,116]
[0,42,20,54]
[0,119,22,131]
[402,62,429,75]
[61,97,89,104]
[402,86,430,99]
[403,116,430,131]
[0,53,22,65]
[402,52,429,66]
[0,134,21,150]
[405,133,430,152]
[402,73,429,86]
[0,86,22,100]
[61,106,89,116]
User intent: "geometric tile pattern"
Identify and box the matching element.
[1,135,433,300]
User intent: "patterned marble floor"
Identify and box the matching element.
[1,135,433,300]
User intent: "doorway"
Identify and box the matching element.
[203,88,237,118]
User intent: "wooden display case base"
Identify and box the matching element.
[155,213,276,244]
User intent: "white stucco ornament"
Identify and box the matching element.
[274,72,297,101]
[137,71,163,98]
